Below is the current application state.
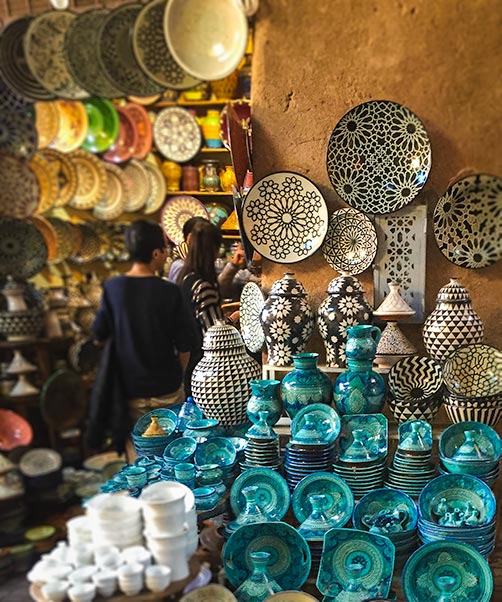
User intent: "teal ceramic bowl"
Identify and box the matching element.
[163,436,197,460]
[439,421,500,461]
[133,408,177,437]
[194,486,220,511]
[195,437,237,468]
[353,488,418,533]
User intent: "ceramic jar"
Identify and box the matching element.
[200,110,222,148]
[161,161,182,192]
[317,274,373,368]
[220,165,237,192]
[201,159,221,192]
[247,379,282,426]
[260,272,315,367]
[191,321,261,427]
[281,353,333,419]
[206,202,229,227]
[182,165,199,191]
[423,278,484,362]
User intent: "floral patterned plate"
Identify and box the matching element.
[239,282,265,353]
[0,109,38,160]
[123,159,152,213]
[0,154,39,218]
[29,153,59,214]
[67,150,107,210]
[153,107,202,162]
[161,195,209,244]
[47,218,77,263]
[102,106,138,164]
[34,102,60,149]
[50,100,88,153]
[39,149,78,208]
[242,172,329,263]
[230,467,290,521]
[93,163,128,221]
[143,161,167,215]
[0,218,47,279]
[123,103,152,160]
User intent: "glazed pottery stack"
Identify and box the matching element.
[385,420,437,498]
[85,493,143,550]
[242,412,281,472]
[6,349,39,397]
[417,474,497,558]
[132,408,178,457]
[194,436,239,487]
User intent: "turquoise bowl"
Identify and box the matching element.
[163,436,197,461]
[194,437,237,468]
[124,466,147,488]
[353,488,418,533]
[194,486,221,510]
[133,408,177,437]
[439,421,500,461]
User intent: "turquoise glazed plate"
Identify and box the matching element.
[317,528,395,598]
[402,541,493,602]
[223,521,311,590]
[292,472,354,525]
[230,467,290,521]
[164,436,197,460]
[352,488,418,533]
[194,437,237,467]
[339,414,388,463]
[291,403,341,444]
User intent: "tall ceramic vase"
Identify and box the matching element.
[423,278,484,362]
[247,380,282,426]
[260,272,315,366]
[317,274,373,368]
[191,321,261,427]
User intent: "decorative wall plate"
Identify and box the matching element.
[81,98,119,154]
[433,174,502,269]
[0,69,32,113]
[39,149,78,208]
[0,218,47,279]
[123,159,151,212]
[326,100,431,214]
[24,11,88,100]
[124,103,153,160]
[68,150,107,210]
[50,100,88,153]
[47,218,76,263]
[29,216,58,262]
[40,369,87,431]
[97,4,163,97]
[442,344,502,398]
[73,225,102,262]
[322,207,378,275]
[388,355,443,401]
[132,0,201,90]
[0,154,39,219]
[34,102,59,149]
[102,106,138,164]
[153,107,202,162]
[93,163,128,221]
[230,467,290,521]
[0,409,33,451]
[242,172,329,263]
[160,195,209,244]
[239,282,265,353]
[143,161,167,215]
[19,448,62,477]
[29,154,59,214]
[0,109,37,160]
[219,99,251,150]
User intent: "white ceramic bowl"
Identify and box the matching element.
[145,565,172,593]
[68,582,96,602]
[92,570,117,598]
[41,580,69,602]
[85,493,141,519]
[140,481,195,511]
[69,566,98,585]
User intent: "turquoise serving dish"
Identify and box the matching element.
[353,488,418,533]
[230,467,290,521]
[194,437,237,468]
[291,403,341,444]
[439,420,500,461]
[164,436,197,460]
[339,414,388,463]
[132,408,177,437]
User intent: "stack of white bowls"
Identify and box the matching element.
[85,493,143,550]
[117,562,144,596]
[140,481,198,581]
[66,516,93,548]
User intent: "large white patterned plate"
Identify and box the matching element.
[143,161,167,215]
[161,195,209,244]
[239,282,265,353]
[242,172,329,264]
[326,100,431,214]
[93,163,128,221]
[433,174,502,269]
[153,107,201,162]
[322,207,378,275]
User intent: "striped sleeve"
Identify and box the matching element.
[191,278,224,333]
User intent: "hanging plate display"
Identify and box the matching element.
[326,100,431,214]
[50,100,88,153]
[24,11,88,100]
[81,98,119,154]
[0,218,47,279]
[433,174,502,269]
[153,107,202,162]
[67,150,107,210]
[122,160,152,213]
[93,163,129,221]
[242,172,329,263]
[143,161,167,215]
[0,69,32,113]
[0,154,39,219]
[34,102,60,149]
[239,282,265,353]
[29,153,59,214]
[72,225,103,263]
[39,148,78,208]
[219,99,251,150]
[123,103,153,160]
[40,369,87,431]
[47,218,75,263]
[161,195,209,244]
[0,109,37,160]
[322,207,378,275]
[29,216,58,262]
[102,106,138,164]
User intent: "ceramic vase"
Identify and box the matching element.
[2,278,28,312]
[161,161,182,192]
[317,274,373,368]
[201,160,220,192]
[200,110,223,148]
[234,551,281,602]
[260,272,315,367]
[423,278,484,362]
[247,380,282,426]
[182,165,199,191]
[220,165,237,192]
[281,353,333,419]
[191,321,261,426]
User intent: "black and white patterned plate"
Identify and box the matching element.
[239,282,265,353]
[326,100,431,214]
[0,218,48,279]
[443,344,502,398]
[0,109,37,160]
[388,355,443,402]
[242,172,329,263]
[433,174,502,269]
[153,107,202,162]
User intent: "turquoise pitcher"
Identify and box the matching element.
[345,325,381,362]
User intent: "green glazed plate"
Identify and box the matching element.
[81,98,119,153]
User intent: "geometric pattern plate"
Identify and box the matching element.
[93,162,128,221]
[239,282,265,353]
[0,154,39,219]
[433,174,502,269]
[322,207,378,275]
[160,195,209,245]
[143,161,167,215]
[0,218,48,279]
[123,159,151,213]
[39,148,78,208]
[242,172,329,263]
[153,107,202,163]
[442,344,502,398]
[67,150,107,210]
[326,100,431,214]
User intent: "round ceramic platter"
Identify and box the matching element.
[401,541,493,602]
[93,163,129,221]
[29,153,59,214]
[34,102,60,149]
[75,225,102,262]
[24,11,88,100]
[143,161,167,214]
[19,448,62,477]
[230,467,290,520]
[161,195,209,244]
[153,107,202,162]
[68,150,107,210]
[0,69,32,112]
[322,207,378,275]
[123,159,151,212]
[97,4,163,97]
[40,369,87,431]
[291,404,341,443]
[123,103,152,160]
[50,100,88,153]
[39,149,78,208]
[180,584,237,602]
[47,218,75,263]
[439,421,500,461]
[352,488,418,531]
[223,521,311,590]
[442,344,502,398]
[0,154,39,219]
[239,282,265,353]
[29,216,58,262]
[63,9,123,99]
[0,109,37,160]
[102,106,138,164]
[433,174,502,269]
[292,472,354,525]
[326,100,431,214]
[242,172,329,263]
[317,528,395,597]
[164,0,248,81]
[132,0,200,90]
[0,218,47,279]
[388,355,443,401]
[219,99,251,150]
[81,98,119,154]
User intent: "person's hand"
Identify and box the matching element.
[231,244,245,269]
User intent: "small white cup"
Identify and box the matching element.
[145,565,172,593]
[93,569,117,598]
[68,582,96,602]
[118,563,144,596]
[121,546,151,569]
[41,580,68,602]
[69,565,97,585]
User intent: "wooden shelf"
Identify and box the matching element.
[165,191,232,196]
[200,148,230,153]
[156,98,231,107]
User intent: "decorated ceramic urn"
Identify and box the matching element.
[191,321,261,426]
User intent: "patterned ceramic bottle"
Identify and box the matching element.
[246,379,282,426]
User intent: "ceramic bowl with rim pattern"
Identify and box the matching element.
[388,355,443,402]
[442,344,502,398]
[352,488,418,533]
[194,437,237,468]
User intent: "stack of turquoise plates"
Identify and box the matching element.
[131,408,178,457]
[241,420,281,472]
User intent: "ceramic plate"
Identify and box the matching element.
[230,467,290,521]
[195,437,237,467]
[0,69,32,112]
[81,98,119,154]
[439,421,500,462]
[123,159,152,212]
[322,207,378,275]
[29,216,58,262]
[0,109,37,160]
[223,522,310,590]
[0,154,39,219]
[50,100,88,153]
[0,218,47,279]
[161,195,209,244]
[68,150,107,210]
[39,149,78,208]
[143,161,167,214]
[242,172,329,263]
[153,107,202,162]
[0,409,32,451]
[74,225,103,262]
[239,282,265,353]
[292,472,354,525]
[93,163,128,221]
[19,448,62,477]
[352,488,418,532]
[132,0,200,90]
[317,528,395,598]
[219,99,251,150]
[326,100,431,214]
[339,414,388,463]
[402,541,493,602]
[433,174,502,269]
[102,106,138,164]
[46,218,76,263]
[24,11,88,100]
[124,103,152,160]
[34,102,59,149]
[164,0,248,81]
[291,404,341,444]
[29,154,59,215]
[180,584,237,602]
[40,369,87,431]
[442,344,502,398]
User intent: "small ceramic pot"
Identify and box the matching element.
[145,565,172,593]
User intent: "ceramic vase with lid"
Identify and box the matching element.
[201,159,221,192]
[260,272,315,366]
[191,321,261,427]
[423,278,484,362]
[317,273,373,368]
[281,353,333,419]
[234,551,282,602]
[246,380,282,426]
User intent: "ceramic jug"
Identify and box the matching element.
[247,379,282,426]
[200,110,222,148]
[345,325,382,361]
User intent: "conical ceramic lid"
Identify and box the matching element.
[269,272,307,297]
[376,323,417,355]
[7,350,37,374]
[9,374,39,397]
[374,282,415,319]
[436,278,471,303]
[326,273,365,296]
[202,321,245,351]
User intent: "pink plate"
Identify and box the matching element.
[124,103,153,160]
[102,106,138,164]
[0,409,33,451]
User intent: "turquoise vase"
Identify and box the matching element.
[281,353,333,419]
[234,551,282,602]
[247,379,282,426]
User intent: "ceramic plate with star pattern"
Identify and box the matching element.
[161,195,209,244]
[239,282,265,353]
[153,106,202,162]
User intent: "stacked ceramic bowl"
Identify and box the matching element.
[438,421,501,487]
[160,436,198,479]
[132,408,178,457]
[66,516,93,548]
[442,344,502,427]
[242,413,281,472]
[417,474,497,558]
[85,493,143,550]
[194,436,239,486]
